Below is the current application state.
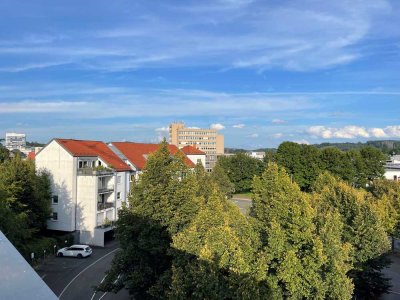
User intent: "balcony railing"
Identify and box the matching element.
[98,184,114,194]
[77,167,114,176]
[97,202,115,211]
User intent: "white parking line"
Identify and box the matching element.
[90,275,107,300]
[59,248,119,299]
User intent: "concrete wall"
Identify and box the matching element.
[76,175,97,232]
[36,140,76,232]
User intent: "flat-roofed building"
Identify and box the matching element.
[5,132,26,151]
[169,122,224,171]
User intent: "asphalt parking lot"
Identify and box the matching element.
[35,239,129,300]
[230,197,252,215]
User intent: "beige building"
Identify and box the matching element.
[169,122,224,171]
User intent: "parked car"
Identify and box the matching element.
[57,245,92,258]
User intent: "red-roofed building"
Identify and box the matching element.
[27,151,36,161]
[180,145,206,167]
[35,139,133,247]
[110,142,197,176]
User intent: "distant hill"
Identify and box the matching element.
[26,141,45,147]
[314,140,400,154]
[225,140,400,155]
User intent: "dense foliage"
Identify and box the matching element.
[216,153,264,193]
[101,141,397,299]
[0,154,52,258]
[276,142,386,190]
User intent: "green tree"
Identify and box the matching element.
[99,141,200,298]
[320,147,355,182]
[276,142,323,191]
[0,154,52,256]
[168,188,269,299]
[0,145,10,163]
[217,153,263,193]
[209,163,235,198]
[251,163,353,299]
[312,173,390,298]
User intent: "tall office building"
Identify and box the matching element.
[169,122,224,171]
[5,132,26,151]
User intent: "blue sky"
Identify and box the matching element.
[0,0,400,149]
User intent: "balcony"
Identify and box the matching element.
[77,167,114,176]
[98,184,114,194]
[97,202,115,211]
[96,207,116,228]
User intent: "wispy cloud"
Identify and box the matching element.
[272,119,286,124]
[233,123,245,128]
[0,0,396,72]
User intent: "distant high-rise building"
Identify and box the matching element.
[169,122,224,171]
[5,132,26,151]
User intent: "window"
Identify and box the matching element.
[117,176,121,184]
[52,195,58,204]
[98,161,102,166]
[78,161,83,169]
[52,212,58,221]
[117,192,121,199]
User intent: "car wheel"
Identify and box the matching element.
[77,254,83,258]
[57,253,63,257]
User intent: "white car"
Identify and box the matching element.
[57,245,92,258]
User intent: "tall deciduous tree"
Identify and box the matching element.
[169,188,269,299]
[217,153,263,193]
[312,173,390,298]
[251,163,353,299]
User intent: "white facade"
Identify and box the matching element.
[384,155,400,181]
[35,140,131,247]
[186,153,206,168]
[247,151,265,160]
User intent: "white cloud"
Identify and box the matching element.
[233,123,245,128]
[272,119,286,124]
[210,123,225,130]
[307,125,400,139]
[0,101,87,113]
[369,128,387,138]
[273,133,283,138]
[155,127,169,132]
[249,133,259,138]
[294,139,310,145]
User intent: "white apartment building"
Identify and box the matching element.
[385,155,400,181]
[35,139,132,246]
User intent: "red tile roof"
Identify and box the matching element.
[55,139,131,172]
[27,151,36,160]
[112,142,195,169]
[181,145,205,155]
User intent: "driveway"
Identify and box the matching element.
[382,253,400,299]
[35,239,129,300]
[230,197,252,215]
